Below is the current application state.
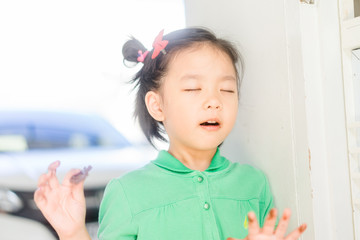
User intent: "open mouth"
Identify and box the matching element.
[200,121,220,126]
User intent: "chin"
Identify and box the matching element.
[194,141,224,151]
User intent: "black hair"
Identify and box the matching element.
[122,27,244,147]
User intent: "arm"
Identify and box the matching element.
[98,179,137,240]
[34,161,91,240]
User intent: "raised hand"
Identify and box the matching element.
[34,161,91,240]
[227,208,307,240]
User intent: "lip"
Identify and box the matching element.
[199,118,222,131]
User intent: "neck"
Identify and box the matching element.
[167,145,217,171]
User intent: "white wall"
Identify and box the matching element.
[184,0,354,239]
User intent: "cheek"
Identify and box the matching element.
[164,93,195,110]
[226,99,239,121]
[162,96,192,122]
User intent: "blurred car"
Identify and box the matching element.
[0,110,157,239]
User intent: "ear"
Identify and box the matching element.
[145,91,165,122]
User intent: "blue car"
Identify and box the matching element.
[0,110,157,239]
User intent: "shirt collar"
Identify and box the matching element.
[151,148,230,173]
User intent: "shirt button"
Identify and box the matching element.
[203,202,210,210]
[197,176,203,183]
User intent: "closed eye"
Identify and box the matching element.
[221,89,235,93]
[184,89,201,92]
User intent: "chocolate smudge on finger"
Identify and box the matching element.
[70,165,92,184]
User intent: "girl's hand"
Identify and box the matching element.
[227,208,307,240]
[34,161,91,240]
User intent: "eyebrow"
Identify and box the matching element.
[180,74,236,82]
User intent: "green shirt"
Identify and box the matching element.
[98,149,274,240]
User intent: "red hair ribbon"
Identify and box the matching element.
[137,50,149,62]
[151,29,169,59]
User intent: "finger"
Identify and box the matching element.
[41,182,52,197]
[72,178,86,201]
[70,165,92,184]
[247,211,260,237]
[37,161,61,189]
[275,208,291,237]
[63,169,86,201]
[285,223,307,240]
[63,168,82,186]
[37,173,50,188]
[48,160,60,172]
[34,187,47,209]
[34,187,44,204]
[47,168,60,189]
[262,208,277,235]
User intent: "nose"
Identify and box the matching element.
[203,92,222,110]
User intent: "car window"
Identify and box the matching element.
[0,112,131,152]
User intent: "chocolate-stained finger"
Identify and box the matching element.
[247,211,260,237]
[262,208,277,235]
[275,208,291,238]
[70,165,92,184]
[285,223,307,240]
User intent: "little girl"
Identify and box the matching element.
[34,27,307,240]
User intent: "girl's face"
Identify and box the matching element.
[150,44,238,152]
